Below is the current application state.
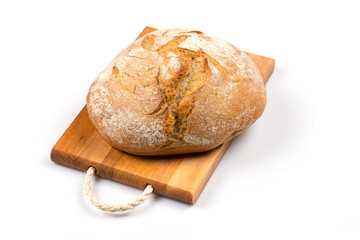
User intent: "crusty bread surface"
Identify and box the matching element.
[87,28,266,155]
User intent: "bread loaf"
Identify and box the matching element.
[86,28,266,156]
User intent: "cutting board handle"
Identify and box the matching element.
[83,167,153,212]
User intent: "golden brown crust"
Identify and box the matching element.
[86,28,266,156]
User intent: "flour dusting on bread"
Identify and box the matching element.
[88,79,167,149]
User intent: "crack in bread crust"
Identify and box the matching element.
[138,34,211,149]
[149,36,210,148]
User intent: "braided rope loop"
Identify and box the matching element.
[83,166,153,212]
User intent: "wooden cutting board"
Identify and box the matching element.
[51,26,275,204]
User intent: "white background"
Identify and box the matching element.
[1,0,359,239]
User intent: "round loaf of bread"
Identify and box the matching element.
[87,28,266,156]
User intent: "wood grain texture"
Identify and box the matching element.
[51,26,275,204]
